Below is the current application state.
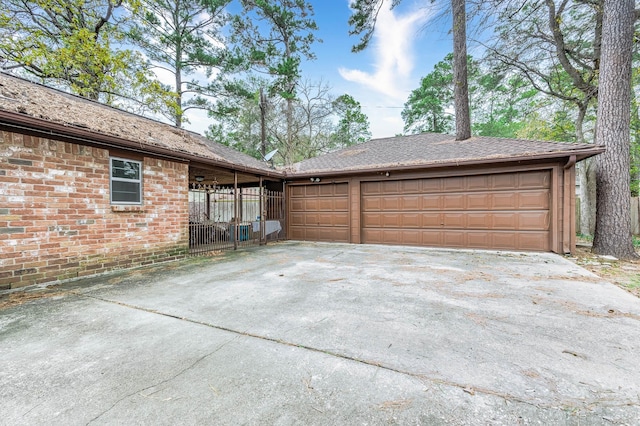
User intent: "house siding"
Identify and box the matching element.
[0,131,189,289]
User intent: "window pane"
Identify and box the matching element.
[112,159,140,180]
[112,180,141,203]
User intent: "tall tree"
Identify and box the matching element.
[349,0,472,140]
[592,0,637,259]
[0,0,167,109]
[129,0,233,127]
[482,0,602,235]
[233,0,319,165]
[473,73,537,138]
[451,0,471,140]
[331,94,371,147]
[402,54,455,134]
[207,78,347,164]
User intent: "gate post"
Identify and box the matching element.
[233,171,238,250]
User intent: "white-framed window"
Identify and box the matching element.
[110,157,142,204]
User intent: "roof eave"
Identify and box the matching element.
[285,146,606,179]
[0,110,284,179]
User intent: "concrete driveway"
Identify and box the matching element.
[2,242,640,425]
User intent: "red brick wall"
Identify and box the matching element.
[0,130,190,289]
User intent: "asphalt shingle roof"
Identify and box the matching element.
[0,72,275,174]
[290,133,603,175]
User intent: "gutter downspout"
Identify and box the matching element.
[563,155,577,254]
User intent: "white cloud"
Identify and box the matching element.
[339,0,432,100]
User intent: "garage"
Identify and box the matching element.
[286,133,604,254]
[361,170,551,251]
[288,182,350,242]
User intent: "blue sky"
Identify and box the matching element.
[307,0,455,138]
[184,0,456,139]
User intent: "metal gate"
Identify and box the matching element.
[189,183,285,254]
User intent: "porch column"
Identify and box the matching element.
[234,171,238,250]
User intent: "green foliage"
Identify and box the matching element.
[403,53,537,139]
[0,0,173,111]
[484,1,601,145]
[233,0,318,100]
[207,79,371,165]
[129,0,234,126]
[472,74,537,138]
[402,54,455,134]
[331,94,371,147]
[347,0,390,53]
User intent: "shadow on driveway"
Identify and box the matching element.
[2,242,640,424]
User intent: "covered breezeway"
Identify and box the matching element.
[187,164,285,254]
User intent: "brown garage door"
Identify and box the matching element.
[361,170,551,251]
[289,183,349,242]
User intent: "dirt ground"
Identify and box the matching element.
[568,243,640,298]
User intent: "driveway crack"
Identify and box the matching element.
[75,291,637,413]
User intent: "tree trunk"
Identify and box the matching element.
[451,0,471,140]
[592,0,637,259]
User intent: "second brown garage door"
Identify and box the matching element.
[361,170,551,251]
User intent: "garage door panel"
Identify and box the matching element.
[362,228,382,243]
[492,213,517,229]
[492,232,517,249]
[291,199,306,211]
[362,213,382,227]
[304,213,319,225]
[443,194,465,209]
[335,198,349,210]
[422,195,441,210]
[492,193,518,209]
[401,230,421,245]
[519,191,549,209]
[421,179,441,193]
[402,214,421,228]
[290,213,306,226]
[518,212,549,230]
[304,213,348,227]
[492,173,518,189]
[289,227,306,240]
[422,213,442,227]
[443,231,465,247]
[519,171,550,189]
[304,185,319,197]
[362,197,382,211]
[290,186,305,197]
[467,193,491,210]
[304,227,349,242]
[519,232,550,251]
[316,198,334,211]
[421,231,442,246]
[401,180,421,193]
[443,176,465,191]
[467,175,490,191]
[467,232,491,248]
[467,213,491,229]
[382,196,401,210]
[401,196,420,210]
[443,213,465,228]
[382,181,401,193]
[382,213,402,227]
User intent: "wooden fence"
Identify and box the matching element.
[576,197,640,235]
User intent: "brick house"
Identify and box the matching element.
[0,74,281,289]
